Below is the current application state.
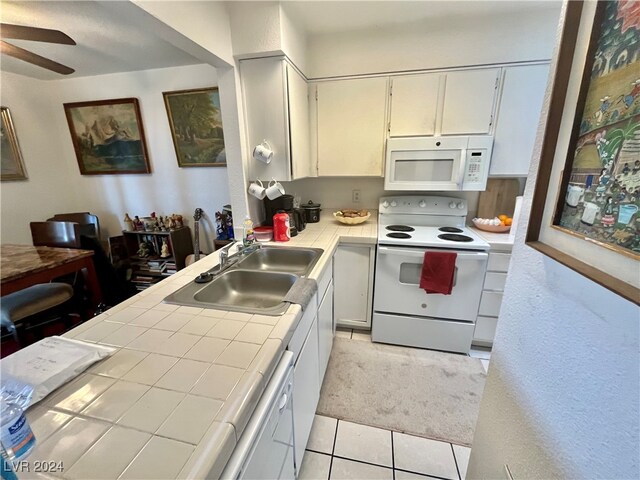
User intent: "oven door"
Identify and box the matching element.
[374,245,487,321]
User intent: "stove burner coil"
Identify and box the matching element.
[387,232,412,239]
[386,225,415,232]
[438,227,463,233]
[438,233,473,242]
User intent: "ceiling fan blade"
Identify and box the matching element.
[0,41,75,75]
[0,23,76,45]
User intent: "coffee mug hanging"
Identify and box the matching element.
[253,140,273,164]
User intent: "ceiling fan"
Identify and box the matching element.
[0,23,76,75]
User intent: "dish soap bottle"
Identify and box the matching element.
[243,216,255,246]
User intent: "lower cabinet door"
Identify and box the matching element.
[317,279,334,384]
[334,245,374,328]
[292,316,320,474]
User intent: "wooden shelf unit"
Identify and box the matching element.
[122,227,193,290]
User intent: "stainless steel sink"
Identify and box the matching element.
[164,270,298,315]
[234,246,324,276]
[163,246,324,315]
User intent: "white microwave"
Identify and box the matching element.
[384,136,493,191]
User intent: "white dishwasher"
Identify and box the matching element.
[221,350,295,480]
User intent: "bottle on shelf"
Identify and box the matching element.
[243,216,255,246]
[123,213,134,232]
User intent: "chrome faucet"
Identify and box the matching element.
[218,239,238,270]
[239,241,262,256]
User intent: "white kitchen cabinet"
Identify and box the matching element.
[288,64,313,179]
[241,57,313,181]
[389,73,442,136]
[489,63,550,176]
[441,68,500,135]
[317,279,334,383]
[316,77,388,176]
[334,244,375,329]
[292,315,320,471]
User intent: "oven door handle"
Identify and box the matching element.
[378,246,487,260]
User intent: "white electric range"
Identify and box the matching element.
[372,195,489,354]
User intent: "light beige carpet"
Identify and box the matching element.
[316,337,486,446]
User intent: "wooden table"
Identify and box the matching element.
[0,244,103,313]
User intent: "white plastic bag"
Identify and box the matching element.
[0,336,114,407]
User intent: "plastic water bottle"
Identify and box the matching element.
[0,400,35,461]
[0,445,18,480]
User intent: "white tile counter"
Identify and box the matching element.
[468,226,514,251]
[19,212,377,480]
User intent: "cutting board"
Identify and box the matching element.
[477,179,520,218]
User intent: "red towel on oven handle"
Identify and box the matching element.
[419,251,457,295]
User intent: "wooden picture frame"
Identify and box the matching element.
[163,87,226,167]
[63,98,151,175]
[1,106,28,181]
[526,0,639,305]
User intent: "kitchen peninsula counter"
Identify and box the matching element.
[19,213,377,480]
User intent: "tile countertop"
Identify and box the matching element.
[21,212,377,480]
[467,226,515,250]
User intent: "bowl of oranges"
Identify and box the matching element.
[472,214,513,233]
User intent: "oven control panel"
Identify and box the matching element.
[380,196,467,216]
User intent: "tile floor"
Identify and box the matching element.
[304,328,491,479]
[299,415,471,480]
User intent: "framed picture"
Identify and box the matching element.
[526,0,639,304]
[163,87,226,167]
[63,98,151,175]
[1,107,28,181]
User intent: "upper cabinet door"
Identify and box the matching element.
[441,68,500,135]
[287,64,313,179]
[241,57,290,181]
[389,73,442,137]
[489,64,550,176]
[317,77,388,176]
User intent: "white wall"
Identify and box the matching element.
[468,3,640,479]
[306,6,561,78]
[132,0,234,66]
[227,1,282,59]
[128,0,250,234]
[281,177,481,219]
[1,64,230,252]
[226,1,308,73]
[279,4,308,74]
[0,73,78,242]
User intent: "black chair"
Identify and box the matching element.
[47,212,101,240]
[30,221,82,248]
[1,283,78,348]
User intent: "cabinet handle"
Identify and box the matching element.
[278,393,288,412]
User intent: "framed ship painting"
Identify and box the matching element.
[64,98,151,175]
[527,0,640,305]
[1,107,28,181]
[163,87,226,167]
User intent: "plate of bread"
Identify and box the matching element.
[334,209,371,225]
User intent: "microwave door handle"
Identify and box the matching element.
[456,149,467,187]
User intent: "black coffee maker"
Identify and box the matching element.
[263,195,306,232]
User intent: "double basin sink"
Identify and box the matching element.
[163,246,324,316]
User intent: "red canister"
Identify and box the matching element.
[273,211,290,242]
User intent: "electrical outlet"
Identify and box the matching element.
[352,189,361,203]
